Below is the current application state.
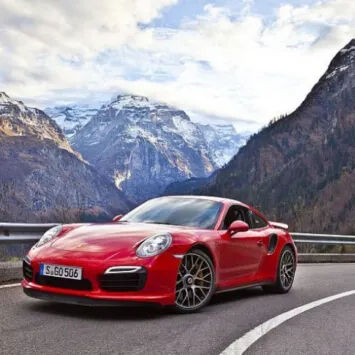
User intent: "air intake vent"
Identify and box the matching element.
[23,259,33,281]
[99,267,147,292]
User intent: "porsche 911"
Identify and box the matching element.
[22,196,297,313]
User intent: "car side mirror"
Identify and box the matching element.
[228,220,249,235]
[112,214,123,222]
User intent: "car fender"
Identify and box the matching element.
[259,230,296,282]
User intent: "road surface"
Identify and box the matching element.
[0,264,354,355]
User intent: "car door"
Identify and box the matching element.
[218,206,268,288]
[246,210,271,280]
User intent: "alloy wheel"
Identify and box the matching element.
[175,252,214,310]
[280,249,295,289]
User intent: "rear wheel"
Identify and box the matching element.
[173,249,215,313]
[263,245,296,294]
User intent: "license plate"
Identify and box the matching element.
[40,264,82,280]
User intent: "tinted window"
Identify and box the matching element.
[121,197,222,229]
[222,206,249,229]
[249,211,268,229]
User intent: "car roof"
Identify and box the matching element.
[160,195,247,207]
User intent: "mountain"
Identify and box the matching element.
[45,104,99,138]
[0,92,75,155]
[194,39,355,234]
[164,175,216,196]
[68,95,245,203]
[196,123,248,167]
[0,93,130,222]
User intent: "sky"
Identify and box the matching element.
[0,0,354,132]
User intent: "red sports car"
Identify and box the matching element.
[22,196,297,313]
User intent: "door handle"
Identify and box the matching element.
[257,240,263,247]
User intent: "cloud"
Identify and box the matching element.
[137,0,355,128]
[0,0,177,90]
[0,0,354,131]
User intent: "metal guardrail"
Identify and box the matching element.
[0,223,355,247]
[291,232,355,245]
[0,223,58,244]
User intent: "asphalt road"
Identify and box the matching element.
[1,264,354,355]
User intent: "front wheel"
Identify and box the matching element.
[173,249,215,313]
[263,245,296,294]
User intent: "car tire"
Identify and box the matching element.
[173,249,216,314]
[262,245,296,294]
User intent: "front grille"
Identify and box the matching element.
[35,274,92,291]
[99,268,147,292]
[23,259,33,281]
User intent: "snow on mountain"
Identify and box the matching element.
[0,91,75,154]
[325,40,354,80]
[110,95,157,111]
[0,91,38,116]
[197,123,248,167]
[45,104,99,138]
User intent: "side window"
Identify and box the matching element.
[222,206,248,229]
[248,211,268,229]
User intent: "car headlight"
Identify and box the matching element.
[136,233,172,258]
[36,225,62,248]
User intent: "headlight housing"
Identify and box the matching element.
[36,225,62,248]
[136,233,172,258]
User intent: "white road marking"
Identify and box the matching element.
[220,290,355,355]
[0,283,21,290]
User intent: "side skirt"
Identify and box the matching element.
[215,280,274,294]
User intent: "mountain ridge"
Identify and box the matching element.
[71,94,216,203]
[0,91,77,156]
[192,39,355,233]
[0,93,131,222]
[49,94,247,203]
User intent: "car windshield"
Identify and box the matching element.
[121,197,222,229]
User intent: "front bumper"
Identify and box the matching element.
[22,250,182,306]
[23,288,161,308]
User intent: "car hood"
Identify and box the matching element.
[50,222,192,257]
